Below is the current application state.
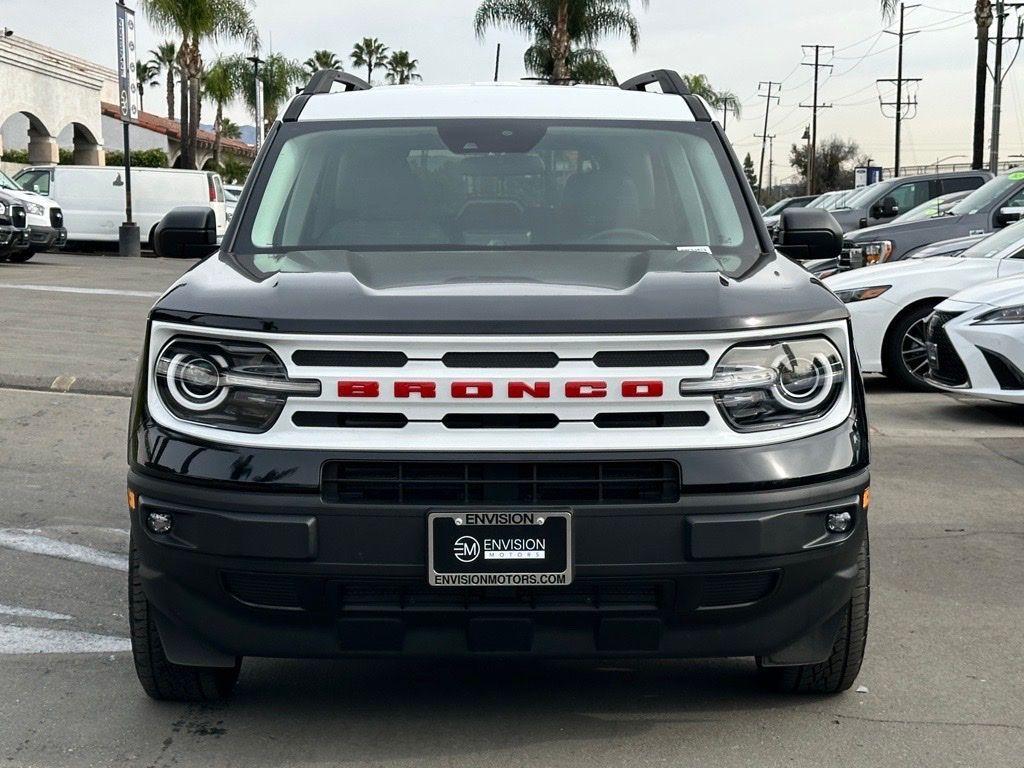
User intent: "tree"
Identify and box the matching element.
[790,135,860,192]
[219,116,242,140]
[385,50,422,84]
[203,58,236,167]
[150,41,179,120]
[474,0,648,84]
[140,0,259,170]
[350,37,389,84]
[217,156,251,184]
[135,60,160,113]
[682,74,740,119]
[742,153,758,190]
[227,53,306,129]
[304,49,343,74]
[523,38,618,84]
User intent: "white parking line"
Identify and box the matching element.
[0,283,161,298]
[0,604,72,621]
[0,625,130,654]
[0,529,128,572]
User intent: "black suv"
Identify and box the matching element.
[127,70,870,701]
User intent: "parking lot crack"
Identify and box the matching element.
[835,713,1023,731]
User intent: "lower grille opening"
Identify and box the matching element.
[926,311,970,387]
[442,413,560,429]
[322,460,681,505]
[222,572,313,610]
[293,411,409,428]
[980,348,1024,389]
[594,411,709,429]
[698,571,779,608]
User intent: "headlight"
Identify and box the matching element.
[975,304,1024,324]
[862,241,894,264]
[23,202,44,217]
[834,285,891,303]
[155,337,320,432]
[679,337,845,431]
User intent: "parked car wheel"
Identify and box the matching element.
[883,303,941,391]
[757,533,870,693]
[6,249,35,263]
[129,535,241,702]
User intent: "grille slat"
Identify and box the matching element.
[292,350,408,367]
[322,460,680,506]
[926,311,969,387]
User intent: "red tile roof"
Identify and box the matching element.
[101,102,257,158]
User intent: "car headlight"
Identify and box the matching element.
[679,337,846,431]
[861,241,894,264]
[974,304,1024,324]
[23,201,44,217]
[833,285,891,303]
[154,337,320,432]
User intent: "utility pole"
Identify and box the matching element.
[876,3,921,177]
[720,96,737,131]
[493,43,501,81]
[988,3,1024,172]
[800,45,833,195]
[756,81,780,202]
[755,132,776,200]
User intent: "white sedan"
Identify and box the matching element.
[824,221,1024,389]
[925,274,1024,404]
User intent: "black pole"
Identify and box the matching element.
[894,3,905,176]
[494,43,501,81]
[117,0,140,257]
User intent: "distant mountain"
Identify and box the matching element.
[199,124,258,146]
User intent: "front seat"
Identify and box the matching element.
[561,169,642,241]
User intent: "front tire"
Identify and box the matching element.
[757,534,870,694]
[129,535,241,702]
[6,249,35,263]
[883,304,939,391]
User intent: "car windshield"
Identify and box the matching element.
[837,185,880,210]
[959,219,1024,258]
[763,198,794,216]
[0,171,21,191]
[949,171,1024,215]
[892,192,965,223]
[234,120,760,277]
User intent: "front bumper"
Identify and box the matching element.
[128,408,870,665]
[27,224,67,250]
[0,225,30,251]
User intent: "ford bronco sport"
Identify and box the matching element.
[128,70,870,702]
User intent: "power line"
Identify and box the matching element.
[877,2,921,176]
[800,45,833,194]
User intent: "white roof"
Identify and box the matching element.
[296,82,699,123]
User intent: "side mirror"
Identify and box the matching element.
[872,196,899,219]
[996,206,1024,227]
[776,208,844,261]
[153,206,219,259]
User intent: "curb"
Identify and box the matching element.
[0,372,133,398]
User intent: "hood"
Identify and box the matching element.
[828,208,866,231]
[824,256,980,291]
[942,273,1024,307]
[151,249,848,335]
[845,213,964,243]
[908,234,987,259]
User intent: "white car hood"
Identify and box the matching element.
[824,257,991,292]
[943,273,1024,308]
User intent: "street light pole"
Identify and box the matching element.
[115,0,140,258]
[247,54,265,150]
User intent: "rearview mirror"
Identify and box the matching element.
[775,208,844,261]
[996,206,1024,227]
[153,206,219,259]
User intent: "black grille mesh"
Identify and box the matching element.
[926,311,969,387]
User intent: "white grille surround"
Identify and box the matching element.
[146,320,854,452]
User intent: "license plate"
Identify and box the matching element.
[428,510,572,587]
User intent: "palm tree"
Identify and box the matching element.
[350,37,389,84]
[140,0,259,170]
[203,58,237,166]
[219,117,242,141]
[150,41,179,120]
[304,49,343,74]
[474,0,648,84]
[227,53,306,130]
[523,36,618,84]
[681,74,741,119]
[135,60,160,113]
[385,50,422,85]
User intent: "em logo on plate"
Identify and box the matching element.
[453,536,481,563]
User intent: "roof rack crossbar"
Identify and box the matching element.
[619,69,713,122]
[283,69,371,122]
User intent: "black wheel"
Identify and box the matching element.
[883,304,939,391]
[757,533,870,694]
[6,249,35,263]
[129,535,241,702]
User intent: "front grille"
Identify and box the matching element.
[838,243,863,271]
[443,352,559,368]
[289,349,707,368]
[11,205,26,229]
[292,350,407,367]
[926,311,969,387]
[49,207,63,228]
[698,571,779,608]
[322,460,681,506]
[294,410,709,430]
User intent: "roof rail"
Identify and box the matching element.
[619,69,712,122]
[282,69,371,122]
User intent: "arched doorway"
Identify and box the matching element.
[0,110,58,164]
[56,122,106,165]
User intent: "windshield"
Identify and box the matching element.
[235,120,760,277]
[893,192,964,223]
[764,197,794,216]
[959,219,1024,258]
[837,184,881,210]
[0,171,21,191]
[949,172,1024,216]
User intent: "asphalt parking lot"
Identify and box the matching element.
[1,253,1022,767]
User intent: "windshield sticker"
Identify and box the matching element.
[1008,171,1024,181]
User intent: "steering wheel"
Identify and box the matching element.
[585,228,667,245]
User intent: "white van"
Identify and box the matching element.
[14,166,227,247]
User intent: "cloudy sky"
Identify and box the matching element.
[4,0,1021,176]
